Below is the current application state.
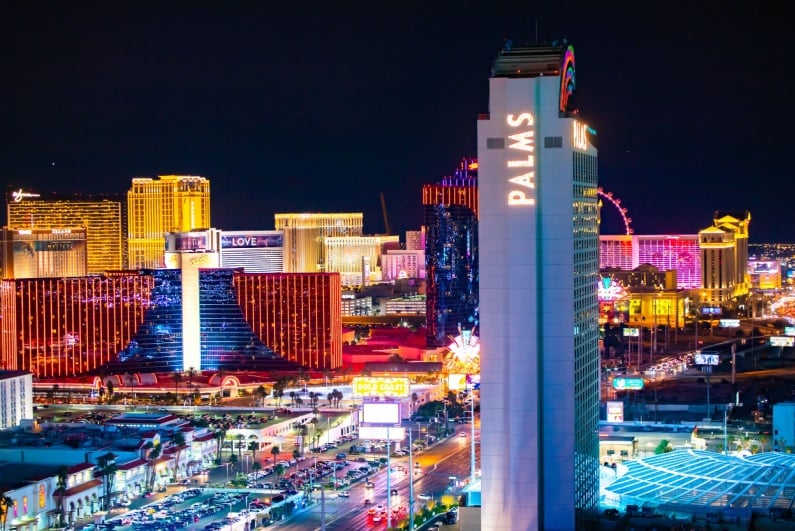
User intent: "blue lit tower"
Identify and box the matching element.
[422,158,479,348]
[477,43,600,529]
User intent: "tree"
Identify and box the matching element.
[298,425,309,455]
[292,448,301,460]
[0,495,14,531]
[172,371,184,397]
[96,452,118,510]
[270,445,281,466]
[145,443,162,491]
[255,385,269,407]
[654,440,673,455]
[169,432,186,480]
[56,464,69,526]
[105,380,114,401]
[252,461,262,476]
[327,392,334,407]
[228,453,239,473]
[248,440,259,462]
[187,367,197,402]
[332,389,343,408]
[236,434,245,463]
[274,463,285,486]
[411,392,419,415]
[289,391,296,407]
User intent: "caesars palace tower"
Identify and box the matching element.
[477,43,601,530]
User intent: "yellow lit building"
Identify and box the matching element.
[699,211,750,304]
[5,190,125,274]
[127,175,211,269]
[323,234,400,286]
[1,227,88,279]
[274,213,363,272]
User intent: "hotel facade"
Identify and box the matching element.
[478,44,600,529]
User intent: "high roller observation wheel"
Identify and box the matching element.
[597,187,633,235]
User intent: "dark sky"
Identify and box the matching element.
[1,2,791,242]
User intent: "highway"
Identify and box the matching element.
[276,424,477,531]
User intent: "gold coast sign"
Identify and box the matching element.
[505,113,535,206]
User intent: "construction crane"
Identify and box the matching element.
[380,192,392,235]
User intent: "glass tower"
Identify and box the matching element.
[477,43,600,529]
[422,158,479,347]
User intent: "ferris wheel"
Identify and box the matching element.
[597,187,633,235]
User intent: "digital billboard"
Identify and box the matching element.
[622,327,639,337]
[358,426,406,441]
[612,377,644,390]
[352,377,410,398]
[785,327,795,337]
[694,353,720,365]
[221,234,283,249]
[770,336,795,347]
[362,402,401,425]
[719,319,740,328]
[606,401,624,422]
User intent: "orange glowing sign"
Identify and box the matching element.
[351,377,410,398]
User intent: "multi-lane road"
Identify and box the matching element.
[278,425,477,530]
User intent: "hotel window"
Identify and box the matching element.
[486,138,505,149]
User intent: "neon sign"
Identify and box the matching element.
[351,377,410,398]
[572,120,588,150]
[559,45,576,113]
[11,188,40,202]
[506,112,535,206]
[598,276,626,301]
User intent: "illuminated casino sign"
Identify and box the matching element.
[559,45,576,113]
[221,234,284,249]
[506,112,536,206]
[351,376,410,398]
[11,188,40,202]
[572,120,588,150]
[598,276,626,301]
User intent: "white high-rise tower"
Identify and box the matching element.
[477,43,601,530]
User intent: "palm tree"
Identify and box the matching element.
[96,452,118,510]
[248,440,259,462]
[0,495,14,531]
[236,434,245,463]
[274,463,285,486]
[169,432,186,480]
[289,391,296,407]
[228,453,239,474]
[270,445,281,466]
[172,371,184,398]
[298,425,309,455]
[255,385,269,407]
[187,367,197,402]
[145,443,162,491]
[56,465,69,527]
[252,461,262,477]
[327,392,334,407]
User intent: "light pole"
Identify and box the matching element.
[386,425,392,529]
[408,423,415,531]
[470,393,476,485]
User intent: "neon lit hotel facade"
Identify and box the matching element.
[478,44,600,529]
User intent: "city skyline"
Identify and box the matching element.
[2,3,791,242]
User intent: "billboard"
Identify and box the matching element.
[719,319,740,328]
[358,426,406,441]
[352,377,410,398]
[612,377,644,391]
[221,233,283,249]
[606,401,624,422]
[448,374,467,391]
[622,327,639,337]
[694,352,720,365]
[770,336,795,347]
[784,327,795,337]
[701,307,722,315]
[362,402,401,425]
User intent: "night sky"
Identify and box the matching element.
[2,2,791,242]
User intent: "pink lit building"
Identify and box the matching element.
[600,235,701,289]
